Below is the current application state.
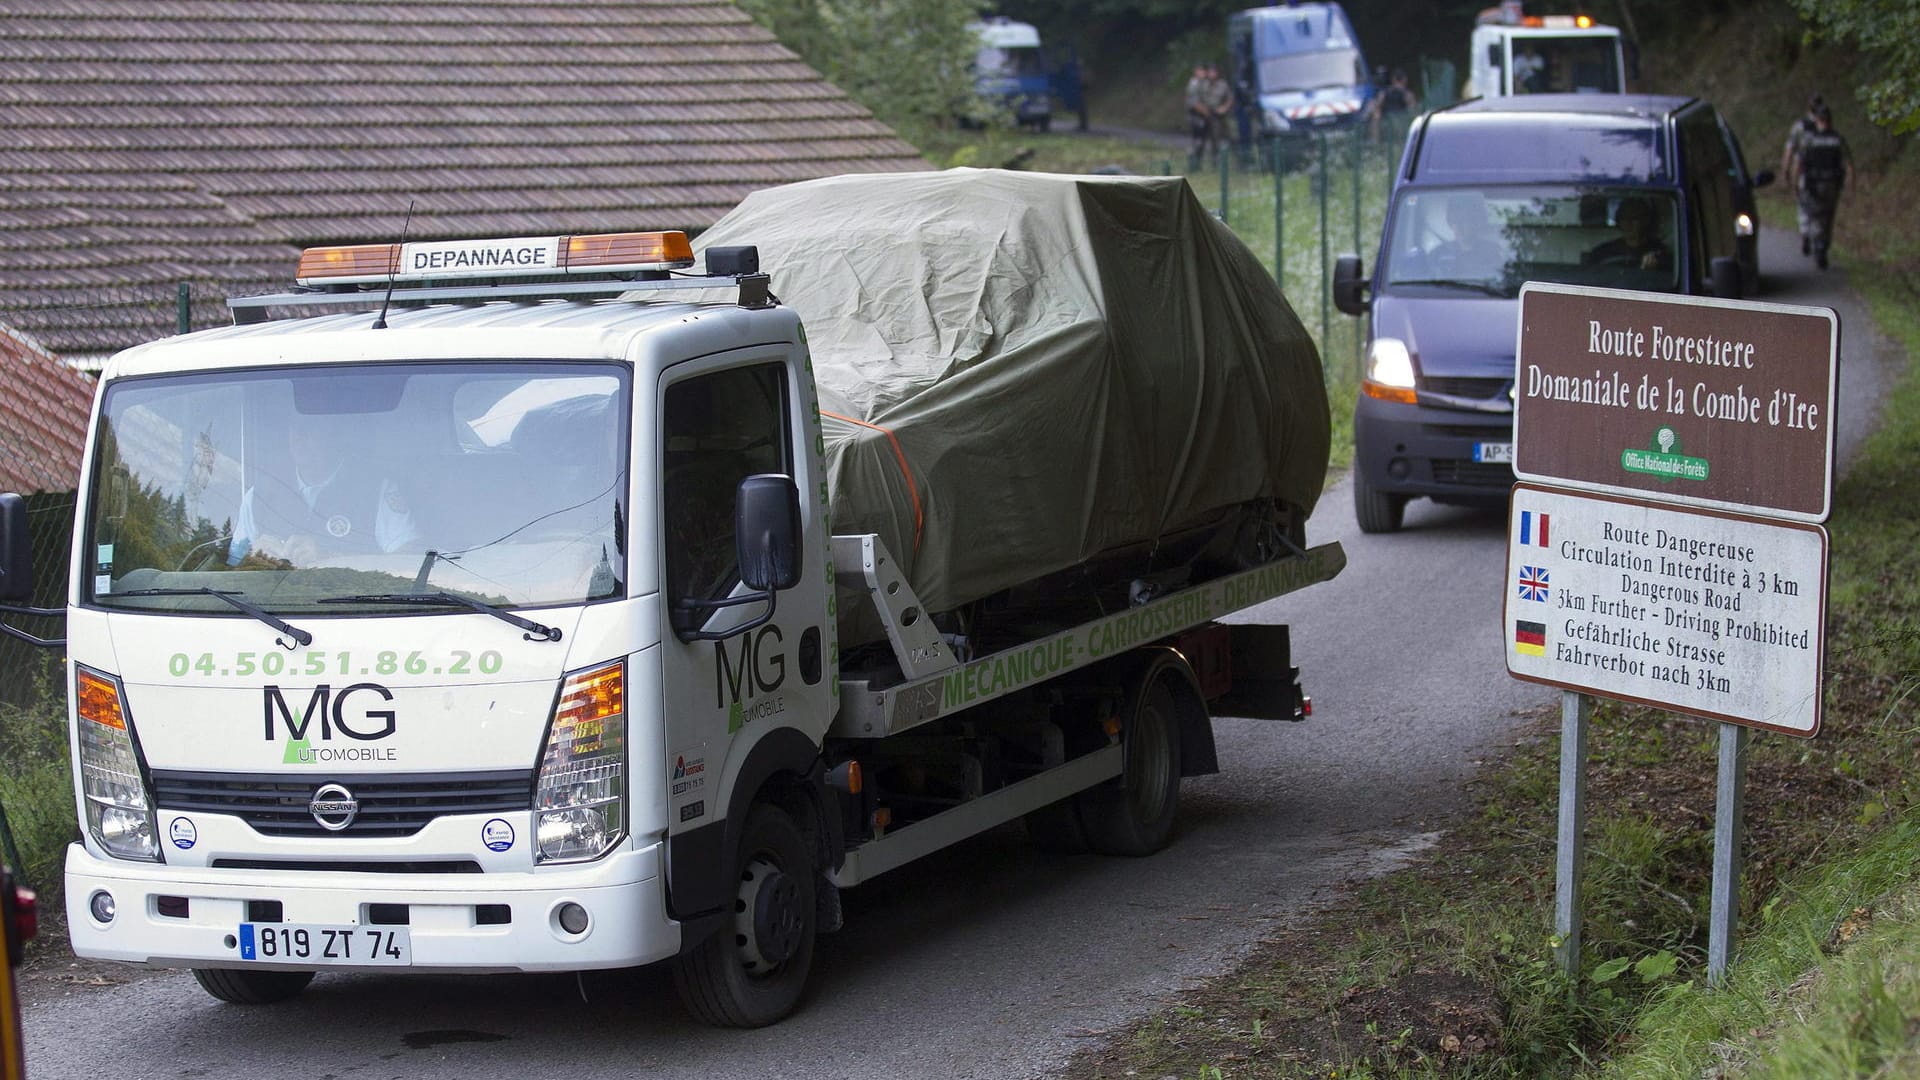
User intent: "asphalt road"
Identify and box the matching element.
[18,226,1898,1080]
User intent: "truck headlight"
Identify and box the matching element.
[1735,212,1755,238]
[1362,337,1418,403]
[74,667,159,862]
[534,660,626,864]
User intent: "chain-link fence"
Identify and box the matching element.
[0,493,73,708]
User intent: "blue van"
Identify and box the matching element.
[1332,95,1772,532]
[1229,3,1374,138]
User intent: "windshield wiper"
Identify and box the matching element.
[319,592,563,642]
[1390,278,1510,297]
[112,588,312,650]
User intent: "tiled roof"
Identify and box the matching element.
[0,324,95,495]
[0,0,927,358]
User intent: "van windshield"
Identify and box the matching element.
[1379,186,1681,299]
[84,362,629,616]
[1510,37,1622,94]
[1259,48,1363,93]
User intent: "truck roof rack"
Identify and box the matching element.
[226,232,770,323]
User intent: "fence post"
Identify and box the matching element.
[1218,147,1230,226]
[1317,131,1329,353]
[177,282,191,335]
[1272,139,1284,290]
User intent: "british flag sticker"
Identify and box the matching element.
[1516,565,1550,603]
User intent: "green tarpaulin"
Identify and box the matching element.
[695,169,1329,639]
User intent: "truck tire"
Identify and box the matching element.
[1078,679,1182,856]
[672,802,817,1027]
[191,967,314,1004]
[1353,473,1407,534]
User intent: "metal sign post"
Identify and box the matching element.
[1554,690,1591,978]
[1708,722,1750,985]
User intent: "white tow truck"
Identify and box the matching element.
[0,224,1343,1026]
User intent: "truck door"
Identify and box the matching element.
[654,349,833,916]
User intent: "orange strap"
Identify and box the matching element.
[822,411,923,553]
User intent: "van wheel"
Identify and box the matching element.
[1078,679,1183,856]
[191,967,314,1004]
[673,803,817,1027]
[1353,474,1407,534]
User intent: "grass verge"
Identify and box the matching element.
[0,683,75,905]
[1063,224,1919,1080]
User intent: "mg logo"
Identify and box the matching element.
[308,783,360,832]
[263,683,397,742]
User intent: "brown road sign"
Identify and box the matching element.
[1513,284,1837,522]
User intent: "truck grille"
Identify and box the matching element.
[150,769,534,838]
[1420,376,1510,401]
[1430,460,1515,487]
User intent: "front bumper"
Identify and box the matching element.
[65,839,676,973]
[1354,395,1515,500]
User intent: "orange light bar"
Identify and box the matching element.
[76,669,126,730]
[296,243,400,284]
[1576,14,1594,27]
[563,231,694,271]
[1362,380,1419,405]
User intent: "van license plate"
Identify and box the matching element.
[1474,442,1514,464]
[238,923,411,965]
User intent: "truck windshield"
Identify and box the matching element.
[1259,47,1363,93]
[1379,186,1681,299]
[1511,37,1622,94]
[83,361,628,616]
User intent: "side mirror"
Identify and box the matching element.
[1751,169,1775,189]
[736,474,802,593]
[1487,44,1502,70]
[1332,254,1371,316]
[0,493,33,604]
[1709,256,1744,300]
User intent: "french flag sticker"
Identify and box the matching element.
[1520,510,1550,547]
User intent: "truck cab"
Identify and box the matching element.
[1229,2,1373,140]
[1333,96,1771,532]
[1467,14,1627,98]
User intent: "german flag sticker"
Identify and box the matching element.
[1514,620,1546,657]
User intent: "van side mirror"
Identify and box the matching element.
[1332,254,1370,316]
[1709,257,1744,300]
[736,474,802,593]
[1751,169,1775,189]
[1487,44,1502,69]
[0,493,33,604]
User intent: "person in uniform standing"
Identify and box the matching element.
[1789,105,1853,270]
[1201,63,1236,168]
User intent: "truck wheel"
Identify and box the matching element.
[191,967,314,1004]
[1079,679,1182,856]
[672,802,817,1027]
[1353,474,1407,534]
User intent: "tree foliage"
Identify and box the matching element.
[736,0,991,133]
[1790,0,1920,133]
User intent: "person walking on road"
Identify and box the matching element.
[1790,105,1853,270]
[1780,92,1825,254]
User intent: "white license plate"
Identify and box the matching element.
[1474,442,1514,464]
[238,923,411,965]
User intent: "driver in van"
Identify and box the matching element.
[1583,196,1671,271]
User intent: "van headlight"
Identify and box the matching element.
[1362,338,1419,403]
[534,660,626,864]
[75,667,159,862]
